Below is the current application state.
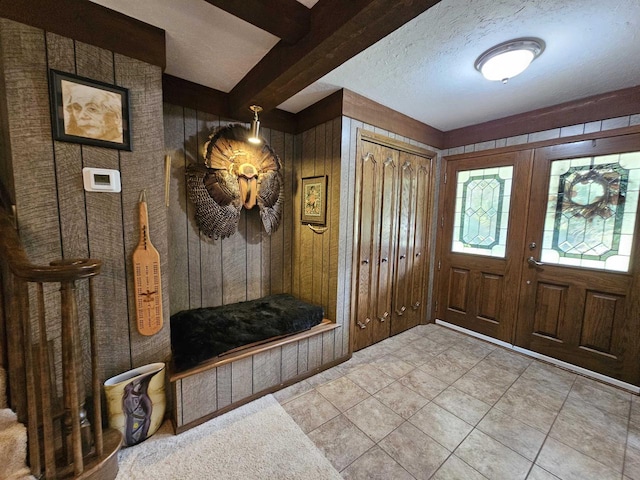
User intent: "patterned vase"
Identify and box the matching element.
[104,362,165,447]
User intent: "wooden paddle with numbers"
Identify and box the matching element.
[133,190,163,336]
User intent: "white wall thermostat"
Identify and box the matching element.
[82,167,121,193]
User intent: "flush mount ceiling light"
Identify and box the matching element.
[248,105,263,144]
[475,38,545,84]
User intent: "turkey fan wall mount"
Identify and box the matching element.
[186,124,284,239]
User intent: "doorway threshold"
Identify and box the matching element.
[435,319,640,394]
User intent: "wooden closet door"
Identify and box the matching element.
[409,158,433,325]
[373,153,398,343]
[391,152,431,335]
[352,140,398,350]
[352,130,436,351]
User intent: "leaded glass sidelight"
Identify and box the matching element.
[540,152,640,272]
[452,166,513,257]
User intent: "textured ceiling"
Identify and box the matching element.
[90,0,640,131]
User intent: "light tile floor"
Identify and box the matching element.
[275,323,640,480]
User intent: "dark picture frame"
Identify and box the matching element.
[301,175,328,225]
[49,69,131,150]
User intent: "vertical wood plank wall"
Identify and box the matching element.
[164,110,351,428]
[163,105,296,312]
[0,19,170,384]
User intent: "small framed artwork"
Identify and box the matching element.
[301,175,328,225]
[49,69,131,150]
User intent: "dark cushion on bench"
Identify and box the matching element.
[170,294,324,371]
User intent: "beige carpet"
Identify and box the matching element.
[0,367,33,480]
[115,394,342,479]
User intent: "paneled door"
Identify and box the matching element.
[438,133,640,384]
[390,151,433,335]
[515,136,640,383]
[352,139,398,351]
[437,150,533,342]
[352,130,435,351]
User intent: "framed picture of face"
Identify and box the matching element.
[301,175,328,225]
[49,69,132,150]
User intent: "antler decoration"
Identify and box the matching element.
[186,124,284,238]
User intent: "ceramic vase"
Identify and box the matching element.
[104,362,165,447]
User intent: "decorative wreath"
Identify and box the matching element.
[563,166,624,220]
[186,124,284,238]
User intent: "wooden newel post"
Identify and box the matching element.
[59,278,86,475]
[1,205,121,479]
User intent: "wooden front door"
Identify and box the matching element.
[438,133,640,384]
[515,135,640,384]
[437,150,533,342]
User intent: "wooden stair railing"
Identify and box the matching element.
[0,206,122,479]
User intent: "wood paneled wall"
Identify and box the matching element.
[0,18,169,384]
[164,112,351,429]
[163,107,350,356]
[292,118,349,357]
[163,104,296,312]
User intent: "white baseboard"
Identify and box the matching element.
[435,319,640,394]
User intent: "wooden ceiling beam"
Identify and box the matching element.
[228,0,442,117]
[203,0,310,44]
[0,0,165,69]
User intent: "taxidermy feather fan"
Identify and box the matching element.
[186,124,284,239]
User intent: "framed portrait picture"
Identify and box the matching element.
[49,69,131,150]
[301,175,328,225]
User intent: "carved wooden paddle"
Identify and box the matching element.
[133,190,163,336]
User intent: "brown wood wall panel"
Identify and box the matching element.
[163,109,300,310]
[339,117,359,357]
[580,292,620,354]
[328,118,341,325]
[253,348,281,393]
[0,19,170,386]
[448,268,469,313]
[269,130,285,294]
[308,335,322,370]
[231,357,253,403]
[297,338,309,374]
[216,363,232,410]
[319,124,330,309]
[174,379,182,427]
[260,128,273,296]
[162,110,347,424]
[181,367,217,426]
[478,273,503,322]
[322,330,335,364]
[115,53,169,369]
[298,129,315,301]
[281,342,298,381]
[197,112,223,308]
[184,109,202,309]
[164,104,190,314]
[533,283,566,339]
[282,133,294,294]
[46,33,93,384]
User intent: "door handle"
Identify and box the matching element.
[399,254,406,259]
[362,259,369,265]
[527,256,545,267]
[381,258,388,263]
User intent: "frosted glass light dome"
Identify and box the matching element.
[475,38,544,83]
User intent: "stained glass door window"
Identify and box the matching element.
[452,166,513,258]
[540,152,640,272]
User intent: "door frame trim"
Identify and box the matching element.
[435,319,640,393]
